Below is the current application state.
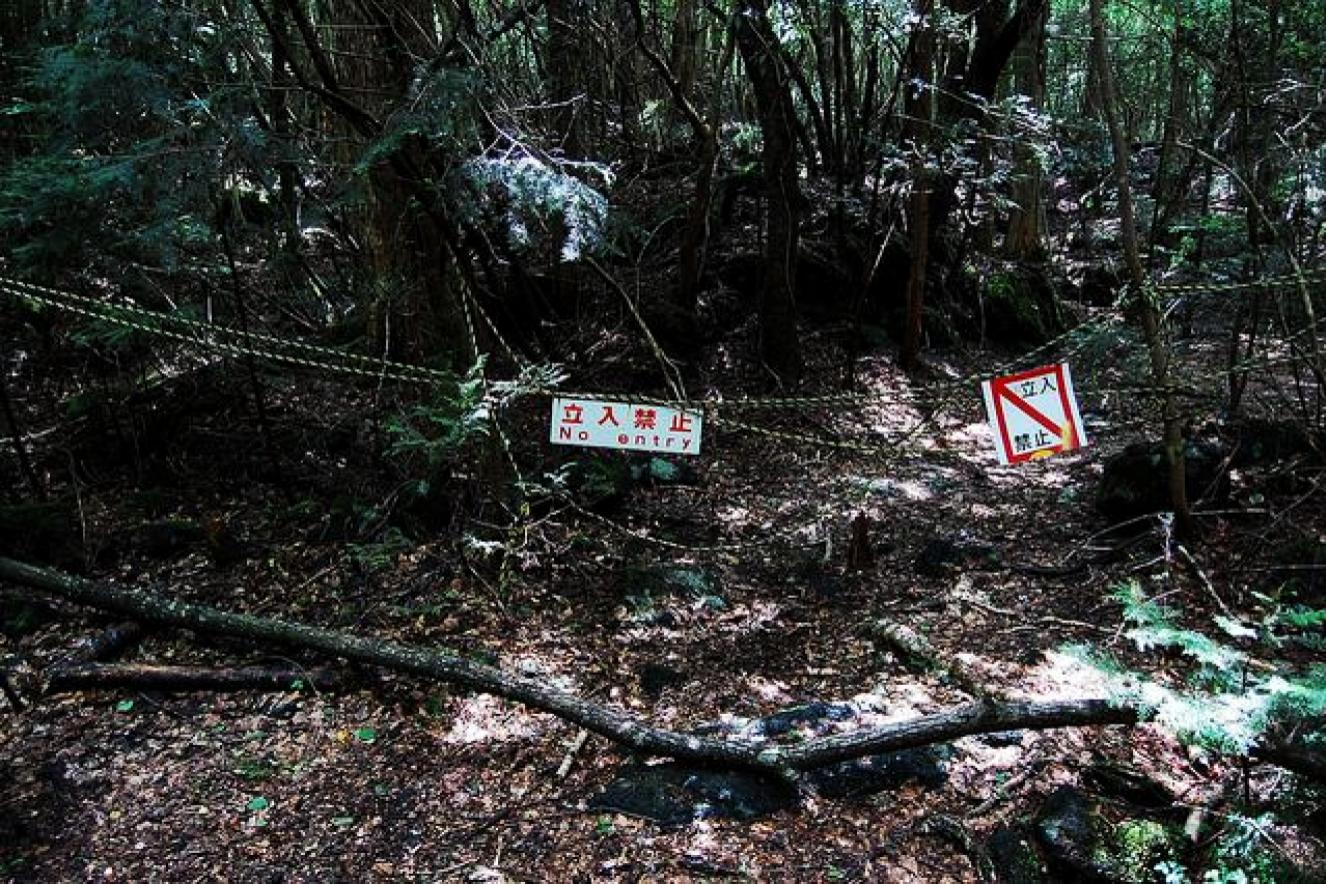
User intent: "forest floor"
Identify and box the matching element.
[2,277,1325,882]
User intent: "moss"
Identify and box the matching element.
[1095,818,1182,884]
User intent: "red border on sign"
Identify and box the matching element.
[990,364,1078,464]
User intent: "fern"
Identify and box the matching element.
[1077,582,1326,754]
[386,359,491,468]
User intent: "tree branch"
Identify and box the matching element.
[0,556,1140,775]
[43,662,350,695]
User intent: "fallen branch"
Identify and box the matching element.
[43,662,349,695]
[556,728,590,779]
[873,619,1001,702]
[0,556,1138,773]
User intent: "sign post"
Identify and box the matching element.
[981,364,1087,464]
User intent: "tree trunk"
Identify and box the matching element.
[546,0,588,156]
[901,2,933,372]
[1004,3,1047,259]
[1089,0,1193,537]
[1146,0,1189,257]
[733,0,803,383]
[925,0,1048,260]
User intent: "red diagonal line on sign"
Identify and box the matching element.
[994,382,1064,437]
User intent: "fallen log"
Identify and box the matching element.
[43,662,349,695]
[0,555,1141,774]
[4,620,146,710]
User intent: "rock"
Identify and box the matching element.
[1101,818,1182,884]
[757,701,856,738]
[1083,761,1173,810]
[1035,787,1182,883]
[588,763,796,825]
[1230,418,1320,468]
[1035,786,1111,881]
[1095,440,1228,524]
[638,663,686,699]
[807,746,950,799]
[986,825,1047,884]
[917,534,1000,577]
[982,264,1065,346]
[979,730,1027,748]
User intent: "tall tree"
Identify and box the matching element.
[1089,0,1192,537]
[1004,1,1047,259]
[900,1,934,371]
[733,0,803,383]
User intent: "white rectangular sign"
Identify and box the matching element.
[981,363,1087,465]
[550,397,703,455]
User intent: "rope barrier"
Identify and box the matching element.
[1,282,446,387]
[6,269,1323,557]
[0,275,453,383]
[558,493,824,553]
[1148,269,1326,296]
[3,268,1320,422]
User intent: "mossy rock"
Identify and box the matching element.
[1095,818,1183,884]
[982,264,1065,346]
[1036,787,1183,883]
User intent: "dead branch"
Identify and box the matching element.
[42,662,348,695]
[0,556,1141,774]
[873,619,1001,702]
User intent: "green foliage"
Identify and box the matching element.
[1097,819,1181,884]
[356,68,480,174]
[1071,582,1326,754]
[386,360,491,469]
[347,527,414,574]
[0,0,258,273]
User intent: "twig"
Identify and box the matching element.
[966,759,1049,819]
[955,590,1113,635]
[556,728,590,779]
[1175,543,1234,619]
[0,366,44,500]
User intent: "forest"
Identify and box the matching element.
[1,0,1324,879]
